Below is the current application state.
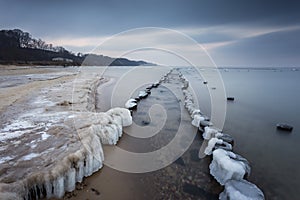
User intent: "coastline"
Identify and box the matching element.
[0,65,131,199]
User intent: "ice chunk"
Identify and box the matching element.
[152,81,159,87]
[125,99,137,109]
[138,90,148,98]
[53,176,65,198]
[219,179,265,200]
[106,107,132,127]
[65,168,76,192]
[191,109,202,119]
[183,80,189,88]
[210,149,247,185]
[191,114,205,127]
[0,156,14,164]
[204,138,223,155]
[214,141,233,152]
[217,133,234,145]
[203,127,219,140]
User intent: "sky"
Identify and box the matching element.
[0,0,300,67]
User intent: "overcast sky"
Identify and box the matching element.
[0,0,299,66]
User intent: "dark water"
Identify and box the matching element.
[219,68,300,200]
[95,66,300,200]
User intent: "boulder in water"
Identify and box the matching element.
[125,99,137,110]
[219,179,265,200]
[276,123,293,132]
[209,149,250,185]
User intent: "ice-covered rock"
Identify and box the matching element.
[191,114,205,127]
[125,98,137,110]
[217,133,234,145]
[210,149,248,185]
[204,138,224,155]
[106,107,132,127]
[152,81,160,88]
[199,120,213,128]
[138,90,148,98]
[219,179,265,200]
[191,109,202,119]
[182,80,189,89]
[203,127,219,140]
[214,141,233,151]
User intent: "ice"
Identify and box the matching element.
[191,114,205,127]
[53,176,64,198]
[183,80,189,89]
[191,109,202,118]
[125,98,137,109]
[1,120,35,132]
[218,133,234,145]
[202,127,219,140]
[0,156,14,164]
[0,120,35,141]
[204,138,224,155]
[138,90,148,98]
[65,168,76,192]
[41,132,51,140]
[75,160,84,182]
[219,179,265,200]
[210,149,248,185]
[22,153,40,161]
[214,141,233,152]
[106,107,132,127]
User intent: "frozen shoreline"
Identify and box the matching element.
[0,66,132,199]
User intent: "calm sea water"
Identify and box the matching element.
[220,68,300,200]
[94,66,300,200]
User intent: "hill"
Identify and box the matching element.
[0,29,154,66]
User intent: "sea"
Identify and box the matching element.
[81,66,300,200]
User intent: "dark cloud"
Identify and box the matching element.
[0,0,299,65]
[212,28,300,66]
[1,0,300,37]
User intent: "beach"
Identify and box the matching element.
[1,66,299,200]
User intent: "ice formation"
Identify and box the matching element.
[191,114,205,127]
[204,138,224,155]
[209,149,250,185]
[138,90,148,98]
[0,107,132,199]
[219,179,265,200]
[175,68,263,199]
[125,98,137,109]
[202,127,219,140]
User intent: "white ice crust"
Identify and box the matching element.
[209,149,247,185]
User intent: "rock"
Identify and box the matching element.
[219,179,264,200]
[125,99,137,110]
[191,114,205,127]
[91,188,100,195]
[199,120,213,128]
[138,90,148,98]
[209,149,249,185]
[276,123,293,132]
[152,81,160,88]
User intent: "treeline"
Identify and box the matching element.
[0,29,153,66]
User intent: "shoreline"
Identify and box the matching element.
[0,66,132,199]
